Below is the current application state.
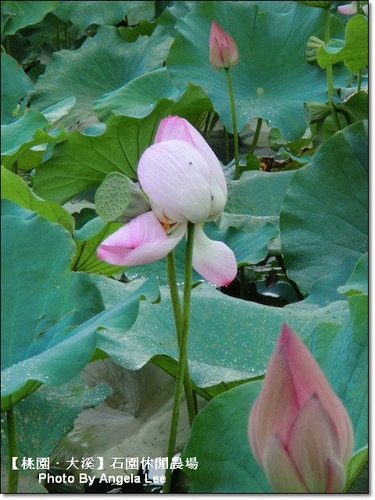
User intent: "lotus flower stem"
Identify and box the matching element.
[166,251,183,343]
[324,9,341,131]
[248,118,263,156]
[166,251,197,425]
[224,68,241,179]
[357,70,362,92]
[164,223,195,493]
[6,406,19,493]
[223,126,230,164]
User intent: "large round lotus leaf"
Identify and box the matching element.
[280,121,368,296]
[167,1,346,141]
[30,25,172,127]
[94,67,213,122]
[95,279,349,389]
[1,201,104,408]
[1,200,159,409]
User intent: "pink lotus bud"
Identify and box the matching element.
[248,324,354,493]
[337,2,358,15]
[209,21,239,69]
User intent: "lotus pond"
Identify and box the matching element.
[1,0,368,494]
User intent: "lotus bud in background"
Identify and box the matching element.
[338,2,368,16]
[209,21,239,70]
[248,324,354,493]
[337,1,357,15]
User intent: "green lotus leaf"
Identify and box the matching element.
[224,170,295,232]
[1,200,159,410]
[72,217,124,276]
[94,67,212,122]
[31,25,172,128]
[1,110,49,156]
[337,252,368,296]
[181,380,270,493]
[1,201,104,408]
[94,277,349,389]
[1,378,110,493]
[1,1,58,35]
[1,166,74,232]
[280,121,368,295]
[181,291,367,493]
[336,91,368,125]
[53,1,154,29]
[1,117,68,172]
[306,294,368,450]
[33,87,213,203]
[1,54,33,124]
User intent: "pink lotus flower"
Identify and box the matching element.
[248,324,354,493]
[97,116,237,286]
[209,20,239,70]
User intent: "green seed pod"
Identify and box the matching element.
[95,172,150,223]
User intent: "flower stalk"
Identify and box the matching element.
[324,8,341,131]
[248,117,263,156]
[166,251,197,425]
[225,67,241,179]
[164,223,195,493]
[97,116,237,493]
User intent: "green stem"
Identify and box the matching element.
[324,9,340,131]
[166,251,183,344]
[7,406,19,493]
[166,251,197,424]
[248,118,263,156]
[225,68,240,179]
[223,126,230,165]
[203,110,213,138]
[164,223,195,493]
[357,71,362,93]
